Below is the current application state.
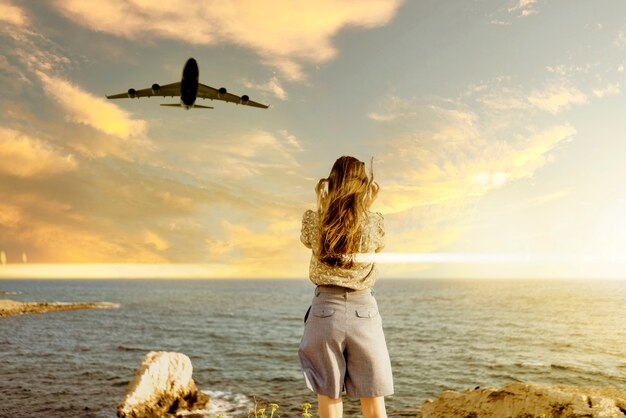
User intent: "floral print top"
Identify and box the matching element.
[300,209,385,290]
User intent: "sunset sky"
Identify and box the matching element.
[0,0,625,279]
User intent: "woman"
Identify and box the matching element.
[298,156,393,418]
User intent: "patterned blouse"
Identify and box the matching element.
[300,209,385,290]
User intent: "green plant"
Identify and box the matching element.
[248,399,282,418]
[268,403,279,418]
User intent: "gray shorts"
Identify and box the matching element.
[298,285,394,399]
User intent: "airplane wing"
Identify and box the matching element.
[106,82,181,99]
[197,83,269,108]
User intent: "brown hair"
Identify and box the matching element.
[316,156,373,268]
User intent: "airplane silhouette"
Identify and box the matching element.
[106,58,269,110]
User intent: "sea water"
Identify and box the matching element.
[1,278,625,417]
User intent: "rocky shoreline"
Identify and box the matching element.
[0,299,118,317]
[418,382,626,417]
[117,352,626,418]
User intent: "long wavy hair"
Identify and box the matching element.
[316,156,373,268]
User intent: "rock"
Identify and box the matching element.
[117,351,209,418]
[419,382,626,418]
[0,299,118,318]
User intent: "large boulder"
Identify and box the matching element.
[117,351,209,418]
[419,382,626,418]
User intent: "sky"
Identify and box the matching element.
[0,0,625,279]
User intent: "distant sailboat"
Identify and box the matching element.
[0,251,6,266]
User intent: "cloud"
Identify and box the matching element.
[368,86,577,261]
[592,83,621,98]
[0,20,70,77]
[374,103,576,215]
[0,158,233,264]
[0,5,312,268]
[0,203,22,228]
[463,77,588,115]
[615,19,626,48]
[527,80,587,114]
[196,129,302,179]
[241,76,287,100]
[368,95,418,121]
[465,77,530,111]
[0,10,150,159]
[51,0,404,80]
[490,20,512,26]
[508,0,539,17]
[205,218,307,277]
[0,1,29,26]
[36,71,147,139]
[2,219,171,263]
[0,126,78,177]
[545,64,591,76]
[143,230,169,252]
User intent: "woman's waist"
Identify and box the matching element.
[315,284,372,296]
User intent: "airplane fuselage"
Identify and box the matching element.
[180,58,199,109]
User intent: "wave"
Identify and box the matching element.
[99,302,121,309]
[182,389,251,417]
[116,345,147,352]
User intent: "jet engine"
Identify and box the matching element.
[151,84,160,94]
[218,87,227,95]
[241,95,250,104]
[127,88,137,98]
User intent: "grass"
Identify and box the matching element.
[214,400,313,418]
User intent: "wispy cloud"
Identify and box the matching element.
[0,13,307,265]
[368,95,418,121]
[592,82,621,98]
[51,0,404,80]
[528,80,587,114]
[490,20,512,26]
[615,19,626,47]
[205,218,307,277]
[36,71,147,139]
[197,129,302,179]
[508,0,539,17]
[241,76,287,100]
[0,126,78,177]
[369,81,577,258]
[465,77,588,115]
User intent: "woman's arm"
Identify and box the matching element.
[374,212,385,253]
[300,210,314,249]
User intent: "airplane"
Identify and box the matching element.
[106,58,269,110]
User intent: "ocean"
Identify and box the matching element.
[1,278,625,417]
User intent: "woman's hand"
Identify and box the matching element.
[366,181,379,207]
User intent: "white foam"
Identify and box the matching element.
[180,390,252,418]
